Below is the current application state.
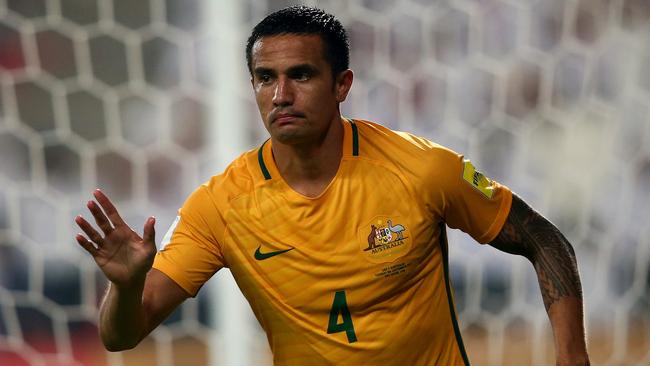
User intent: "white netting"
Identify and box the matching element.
[0,0,223,365]
[0,0,649,365]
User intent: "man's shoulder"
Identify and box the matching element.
[353,119,458,164]
[196,148,258,205]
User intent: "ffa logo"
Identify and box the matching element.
[358,215,411,264]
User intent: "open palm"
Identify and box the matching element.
[75,190,157,287]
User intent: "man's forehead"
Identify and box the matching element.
[251,34,325,66]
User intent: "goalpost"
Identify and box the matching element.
[205,1,258,366]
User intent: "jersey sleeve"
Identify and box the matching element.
[424,147,512,243]
[152,185,226,296]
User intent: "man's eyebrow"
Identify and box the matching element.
[253,67,275,76]
[253,64,320,78]
[287,64,319,74]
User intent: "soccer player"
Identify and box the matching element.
[74,6,590,365]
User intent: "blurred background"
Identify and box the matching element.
[0,0,648,365]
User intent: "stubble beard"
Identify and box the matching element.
[271,124,310,145]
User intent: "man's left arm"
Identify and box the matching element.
[489,193,590,366]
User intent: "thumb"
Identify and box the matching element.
[143,216,156,245]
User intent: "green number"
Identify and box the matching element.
[327,290,357,343]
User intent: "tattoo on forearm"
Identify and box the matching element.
[489,195,583,311]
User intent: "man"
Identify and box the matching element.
[75,6,589,365]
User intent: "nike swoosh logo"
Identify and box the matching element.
[254,245,294,260]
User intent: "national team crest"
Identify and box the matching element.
[358,215,411,263]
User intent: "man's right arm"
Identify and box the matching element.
[99,268,189,351]
[75,189,190,351]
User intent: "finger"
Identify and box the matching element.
[75,215,105,245]
[93,189,127,228]
[87,200,113,235]
[75,234,99,256]
[142,217,156,245]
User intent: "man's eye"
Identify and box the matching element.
[295,72,310,81]
[260,74,271,83]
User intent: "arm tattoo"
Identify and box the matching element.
[489,194,583,311]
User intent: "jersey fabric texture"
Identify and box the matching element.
[153,118,512,365]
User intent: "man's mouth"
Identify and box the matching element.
[272,113,303,125]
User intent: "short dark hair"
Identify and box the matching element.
[246,6,350,77]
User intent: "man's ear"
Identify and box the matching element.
[335,69,354,103]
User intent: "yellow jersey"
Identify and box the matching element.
[153,118,512,365]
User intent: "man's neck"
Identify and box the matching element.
[271,117,344,198]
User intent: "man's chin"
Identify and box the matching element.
[273,133,305,145]
[271,128,308,145]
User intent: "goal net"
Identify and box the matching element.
[0,0,648,365]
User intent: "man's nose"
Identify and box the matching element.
[272,77,294,106]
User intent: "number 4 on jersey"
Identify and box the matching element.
[327,290,357,343]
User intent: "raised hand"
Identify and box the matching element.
[75,189,157,288]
